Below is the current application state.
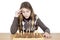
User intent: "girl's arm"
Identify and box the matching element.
[10,17,19,34]
[10,9,21,34]
[36,17,50,34]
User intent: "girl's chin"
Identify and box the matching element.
[25,17,29,19]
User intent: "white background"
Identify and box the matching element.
[0,0,60,33]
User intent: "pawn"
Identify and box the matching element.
[20,31,23,37]
[33,33,35,38]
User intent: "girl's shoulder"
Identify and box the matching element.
[34,14,39,20]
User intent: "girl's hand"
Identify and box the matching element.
[43,32,51,38]
[15,9,22,17]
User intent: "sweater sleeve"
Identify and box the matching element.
[10,17,19,34]
[36,16,50,34]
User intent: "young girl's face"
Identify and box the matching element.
[21,8,31,19]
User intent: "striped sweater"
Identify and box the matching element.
[10,15,50,34]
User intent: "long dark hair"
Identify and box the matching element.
[18,2,35,32]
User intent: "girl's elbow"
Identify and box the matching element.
[10,30,16,34]
[10,28,17,34]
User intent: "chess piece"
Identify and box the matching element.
[22,26,25,34]
[22,21,25,35]
[25,30,28,38]
[28,27,30,34]
[33,32,35,38]
[34,30,40,38]
[20,31,22,37]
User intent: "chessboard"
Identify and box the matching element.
[12,33,44,40]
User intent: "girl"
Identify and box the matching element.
[10,1,50,38]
